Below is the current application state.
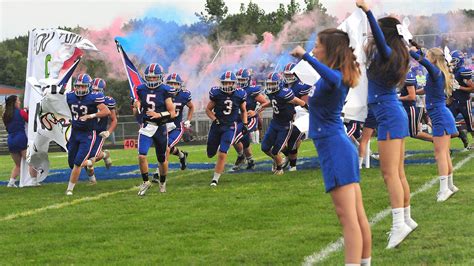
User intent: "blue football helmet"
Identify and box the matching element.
[283,63,297,84]
[236,68,252,88]
[450,50,465,68]
[144,63,164,88]
[220,71,237,93]
[265,72,281,94]
[74,73,92,96]
[166,73,183,93]
[91,78,106,93]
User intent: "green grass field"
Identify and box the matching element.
[0,138,473,265]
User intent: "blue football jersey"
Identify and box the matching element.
[399,72,417,107]
[96,96,116,132]
[209,87,246,125]
[67,92,105,130]
[172,90,192,128]
[288,81,312,99]
[453,67,473,101]
[242,85,262,112]
[267,86,295,124]
[136,83,175,123]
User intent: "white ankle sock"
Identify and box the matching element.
[404,206,412,222]
[447,173,454,188]
[67,182,76,191]
[361,257,371,266]
[9,177,16,183]
[392,208,404,228]
[213,172,221,182]
[178,150,184,158]
[359,157,363,168]
[439,175,448,191]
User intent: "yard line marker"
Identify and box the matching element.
[0,170,209,222]
[303,153,474,265]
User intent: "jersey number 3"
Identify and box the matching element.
[223,100,233,115]
[71,104,88,120]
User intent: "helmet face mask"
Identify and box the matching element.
[265,72,281,94]
[165,73,183,94]
[74,74,92,96]
[167,82,182,93]
[283,73,297,84]
[237,77,249,88]
[221,81,236,93]
[450,50,465,68]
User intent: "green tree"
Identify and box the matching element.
[196,0,228,24]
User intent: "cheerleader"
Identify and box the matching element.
[291,28,371,266]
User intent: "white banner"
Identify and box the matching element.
[20,28,98,187]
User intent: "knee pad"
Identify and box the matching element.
[157,154,166,163]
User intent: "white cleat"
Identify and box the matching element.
[66,190,73,196]
[437,189,454,202]
[274,169,284,176]
[159,182,167,193]
[386,224,412,249]
[137,181,152,196]
[449,185,459,194]
[210,180,218,187]
[104,150,112,169]
[288,166,297,172]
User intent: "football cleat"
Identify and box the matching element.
[159,182,167,193]
[88,175,97,185]
[138,181,152,196]
[274,169,284,176]
[180,151,188,170]
[282,157,290,169]
[449,185,459,194]
[246,159,255,170]
[7,180,17,188]
[104,150,112,169]
[289,166,297,172]
[210,180,218,187]
[151,173,160,183]
[437,189,454,202]
[386,224,412,249]
[232,155,246,171]
[66,190,74,196]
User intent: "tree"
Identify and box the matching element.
[196,0,228,24]
[304,0,327,14]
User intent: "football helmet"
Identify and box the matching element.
[265,72,281,94]
[91,78,106,93]
[166,73,183,93]
[74,74,92,96]
[236,68,252,88]
[144,63,164,88]
[220,71,237,93]
[450,50,464,69]
[283,63,297,84]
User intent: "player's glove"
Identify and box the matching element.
[184,120,191,128]
[242,123,249,135]
[99,131,110,139]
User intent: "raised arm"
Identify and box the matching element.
[302,52,342,87]
[409,50,441,80]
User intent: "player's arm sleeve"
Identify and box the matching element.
[209,88,217,101]
[302,52,342,87]
[107,98,117,110]
[460,68,473,80]
[94,93,105,104]
[283,89,295,102]
[366,10,392,59]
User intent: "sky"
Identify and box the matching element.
[0,0,472,41]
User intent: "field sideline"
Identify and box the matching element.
[0,138,473,265]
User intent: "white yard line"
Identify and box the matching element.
[302,153,474,266]
[0,170,209,222]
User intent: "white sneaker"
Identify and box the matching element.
[66,190,73,196]
[137,181,152,196]
[7,180,17,188]
[449,185,459,194]
[271,161,277,172]
[289,166,297,172]
[88,175,97,185]
[104,150,112,169]
[282,157,290,169]
[437,189,454,202]
[405,218,418,231]
[210,180,218,187]
[159,182,166,193]
[386,224,412,249]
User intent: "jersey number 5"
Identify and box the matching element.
[223,100,233,115]
[146,94,156,112]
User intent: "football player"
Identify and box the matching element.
[232,68,269,171]
[260,72,307,175]
[84,78,117,184]
[133,63,176,196]
[448,50,474,149]
[65,74,110,195]
[206,71,248,186]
